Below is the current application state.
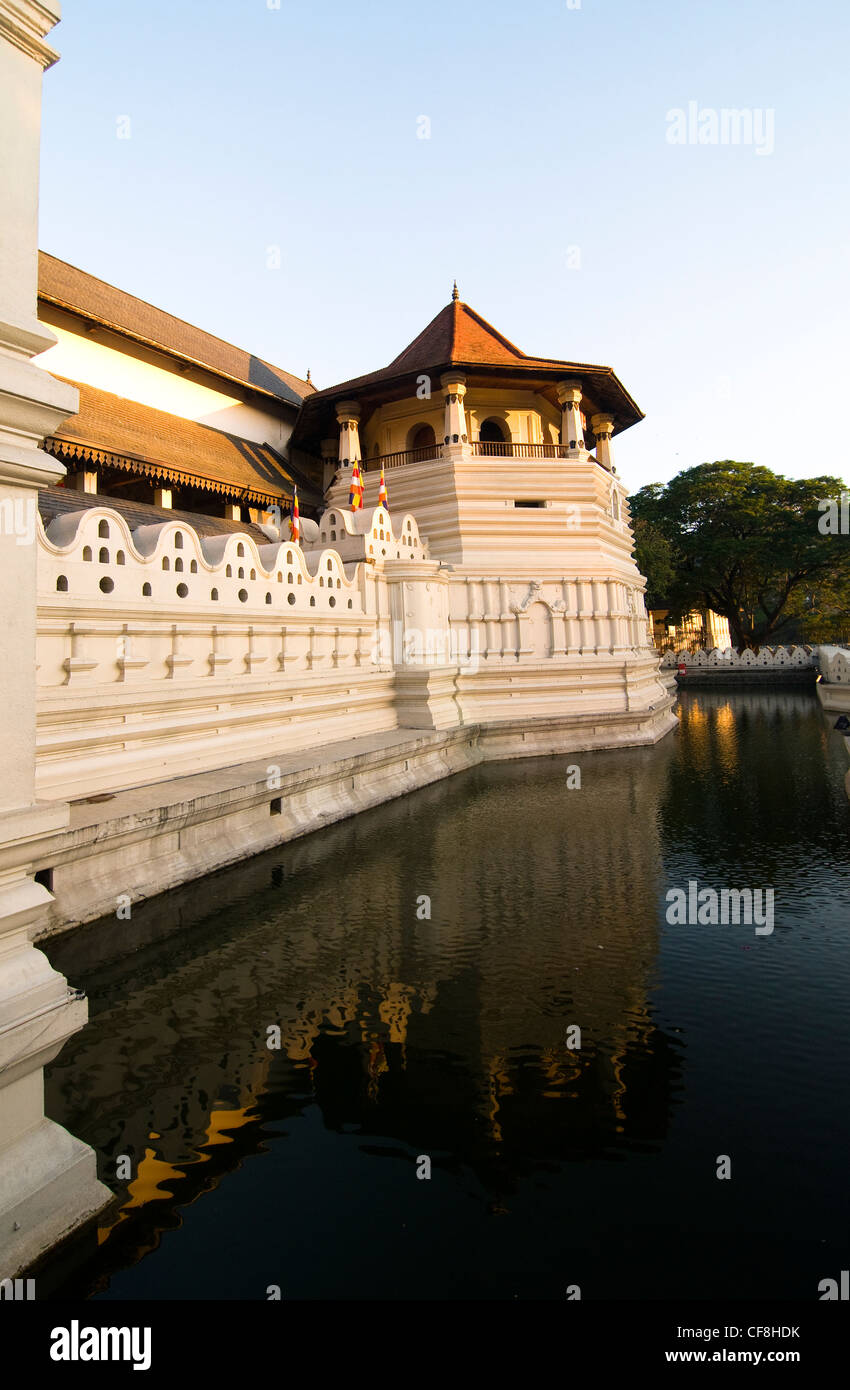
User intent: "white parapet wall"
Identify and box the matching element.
[660,646,818,669]
[34,500,675,803]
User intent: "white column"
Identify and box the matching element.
[440,373,468,449]
[336,401,362,471]
[591,413,615,469]
[0,0,111,1277]
[557,379,585,455]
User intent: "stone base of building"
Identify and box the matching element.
[0,1118,112,1280]
[32,701,677,938]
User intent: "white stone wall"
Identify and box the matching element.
[660,646,817,669]
[36,499,670,799]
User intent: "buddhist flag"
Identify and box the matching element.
[288,487,300,543]
[349,460,364,511]
[378,464,388,510]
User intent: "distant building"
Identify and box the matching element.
[649,607,731,651]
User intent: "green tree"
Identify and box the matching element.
[631,514,676,611]
[630,461,850,649]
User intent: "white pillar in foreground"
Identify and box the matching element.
[0,0,111,1277]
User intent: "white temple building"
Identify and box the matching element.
[0,0,675,1278]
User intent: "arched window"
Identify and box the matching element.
[56,575,68,592]
[174,532,183,549]
[407,423,436,458]
[478,418,510,455]
[98,520,109,539]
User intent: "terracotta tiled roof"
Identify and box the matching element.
[38,487,277,544]
[304,297,642,412]
[38,252,315,408]
[386,299,525,371]
[46,377,322,507]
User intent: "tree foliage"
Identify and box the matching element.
[629,461,850,649]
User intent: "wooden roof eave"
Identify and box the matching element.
[44,437,289,507]
[294,360,643,450]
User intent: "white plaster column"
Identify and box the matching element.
[557,380,585,455]
[564,580,581,653]
[0,0,111,1277]
[591,413,615,470]
[336,401,361,471]
[440,373,468,450]
[578,578,594,651]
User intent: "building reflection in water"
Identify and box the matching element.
[37,690,850,1299]
[39,728,684,1295]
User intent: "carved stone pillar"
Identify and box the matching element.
[336,401,361,470]
[591,413,615,469]
[0,0,111,1277]
[441,373,468,448]
[557,380,585,455]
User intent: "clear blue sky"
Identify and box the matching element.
[40,0,849,493]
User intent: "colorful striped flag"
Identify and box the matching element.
[378,464,388,510]
[288,486,300,542]
[349,460,364,511]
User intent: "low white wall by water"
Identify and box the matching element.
[661,646,817,670]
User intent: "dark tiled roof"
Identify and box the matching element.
[39,252,315,407]
[305,297,632,401]
[47,377,323,506]
[38,486,276,545]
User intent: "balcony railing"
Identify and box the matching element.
[472,441,572,459]
[361,440,610,470]
[364,445,437,471]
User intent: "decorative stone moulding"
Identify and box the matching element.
[38,504,427,614]
[313,503,428,564]
[661,646,817,669]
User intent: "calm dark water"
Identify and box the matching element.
[39,690,850,1300]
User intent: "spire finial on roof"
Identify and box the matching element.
[452,279,459,302]
[306,368,311,382]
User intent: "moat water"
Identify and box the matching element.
[38,690,850,1300]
